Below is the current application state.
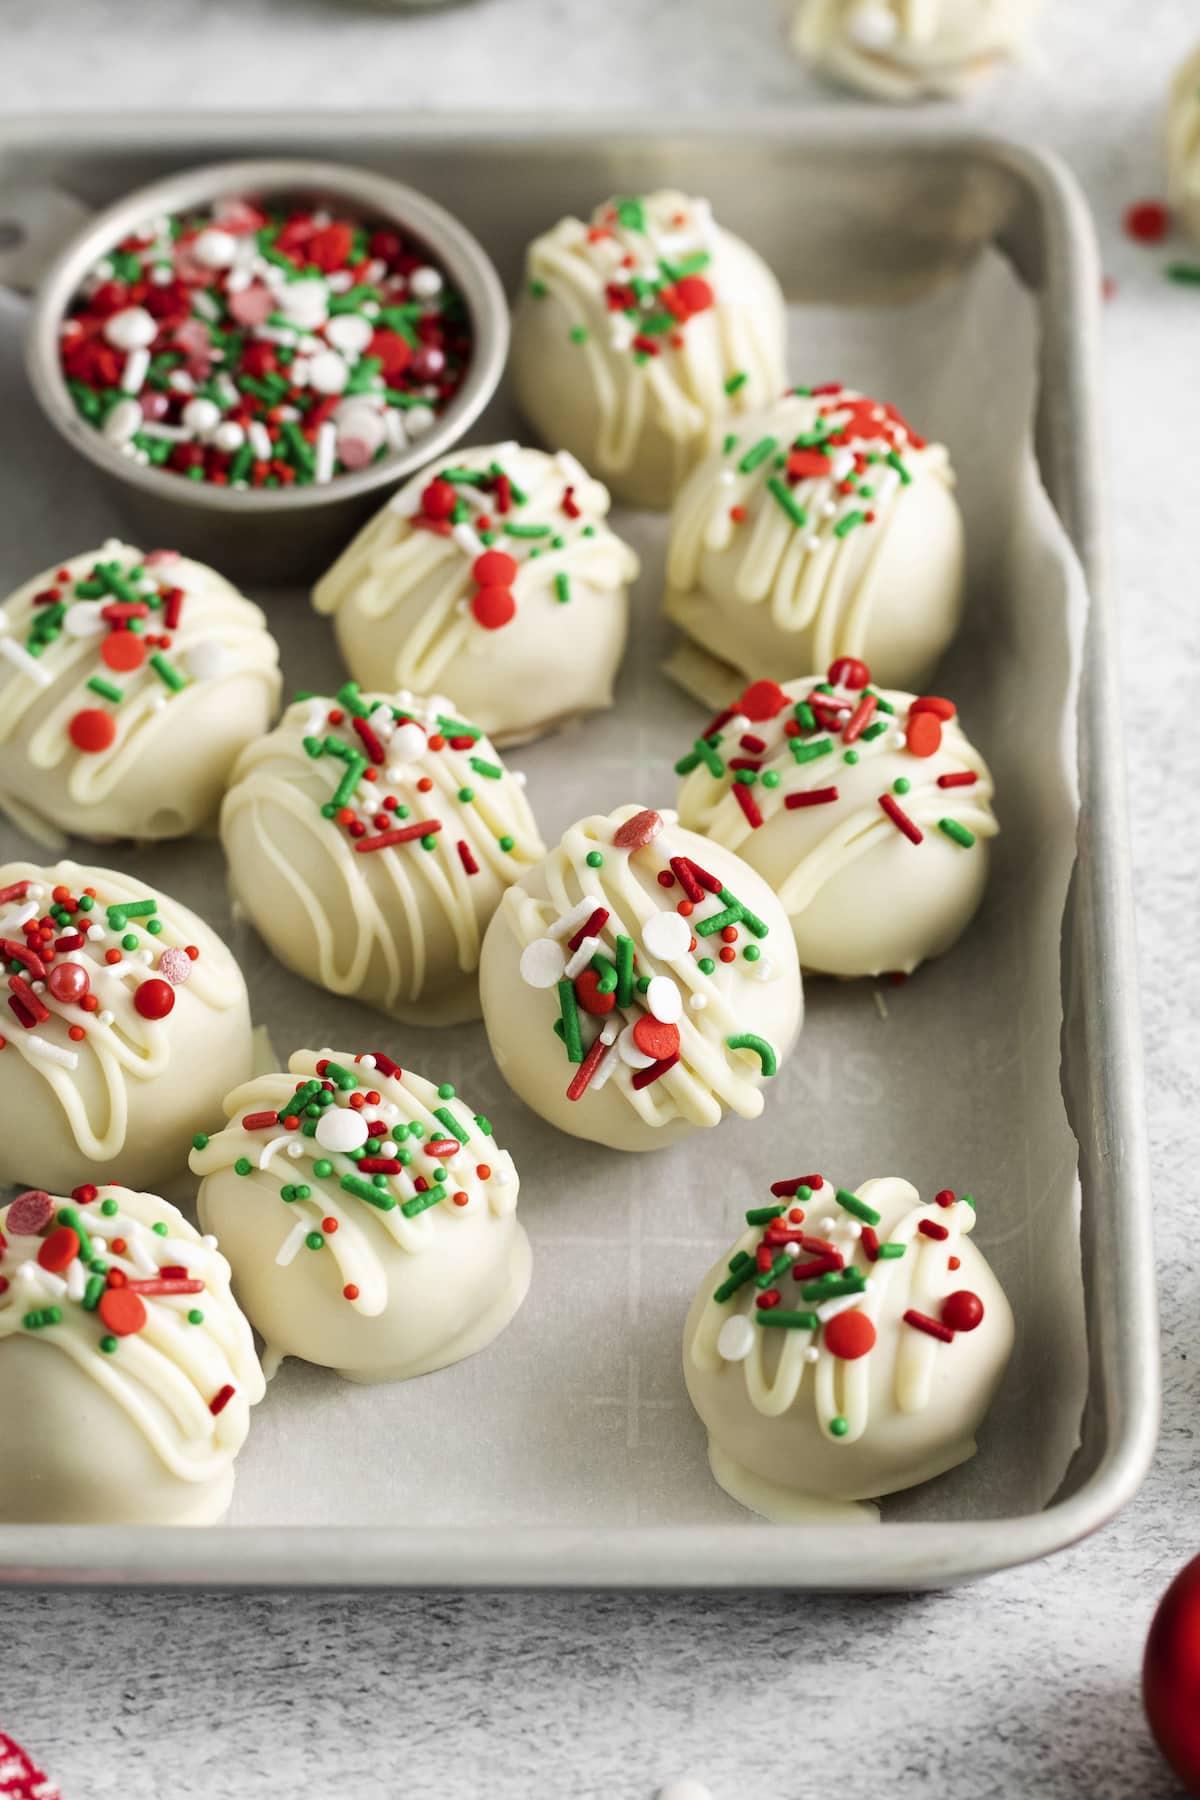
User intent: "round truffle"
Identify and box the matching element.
[191,1047,530,1383]
[665,385,964,694]
[1168,46,1200,245]
[510,192,787,510]
[675,664,997,977]
[220,687,544,1025]
[0,859,253,1194]
[791,0,1041,100]
[0,1184,263,1524]
[683,1176,1013,1519]
[0,540,280,844]
[479,804,803,1152]
[313,444,639,745]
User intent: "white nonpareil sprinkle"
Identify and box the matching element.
[314,1108,369,1154]
[102,306,157,351]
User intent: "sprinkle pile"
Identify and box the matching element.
[676,659,980,850]
[517,807,780,1104]
[192,1052,507,1302]
[528,193,722,369]
[713,1175,986,1438]
[59,197,471,488]
[0,1185,228,1397]
[1,876,197,1067]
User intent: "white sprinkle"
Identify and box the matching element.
[212,420,245,455]
[717,1316,755,1362]
[641,911,692,963]
[646,975,683,1023]
[248,422,273,462]
[192,227,239,270]
[120,346,150,394]
[287,1141,304,1160]
[688,993,708,1012]
[817,1292,868,1323]
[182,396,221,437]
[563,935,600,981]
[520,937,566,989]
[0,637,54,687]
[315,1108,369,1153]
[64,602,107,638]
[167,370,195,396]
[103,306,157,351]
[589,1041,623,1092]
[314,420,337,486]
[325,313,374,356]
[307,348,349,395]
[275,1220,309,1268]
[258,1134,293,1171]
[617,1024,656,1070]
[804,1345,821,1363]
[97,1009,114,1026]
[409,265,444,299]
[101,397,144,447]
[405,404,436,439]
[279,279,330,332]
[547,898,597,942]
[66,1260,86,1302]
[30,1266,68,1298]
[452,522,485,560]
[387,720,427,765]
[24,1035,77,1070]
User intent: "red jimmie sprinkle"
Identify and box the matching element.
[879,792,923,844]
[732,782,763,829]
[903,1308,955,1343]
[785,786,839,809]
[209,1383,236,1417]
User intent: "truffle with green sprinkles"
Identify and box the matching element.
[220,685,545,1025]
[510,190,786,508]
[481,801,802,1152]
[0,1181,264,1525]
[682,1173,1014,1518]
[675,660,997,981]
[190,1047,529,1383]
[313,442,640,746]
[665,383,965,693]
[0,539,280,843]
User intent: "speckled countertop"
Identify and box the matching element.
[0,2,1197,1796]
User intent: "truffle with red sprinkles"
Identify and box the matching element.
[313,442,639,745]
[57,196,470,489]
[511,192,786,509]
[0,858,252,1193]
[665,384,964,696]
[0,540,280,845]
[220,685,544,1024]
[191,1047,529,1382]
[479,803,802,1151]
[683,1175,1012,1520]
[0,1183,263,1524]
[791,0,1042,100]
[676,662,997,976]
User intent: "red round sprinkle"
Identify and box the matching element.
[68,708,116,754]
[909,694,956,721]
[632,1015,680,1060]
[471,585,517,630]
[6,1190,54,1236]
[101,632,147,673]
[942,1290,984,1332]
[473,549,518,586]
[422,478,457,520]
[343,1284,360,1301]
[1124,199,1170,244]
[612,808,663,850]
[823,1309,877,1360]
[99,1286,147,1337]
[738,679,788,722]
[133,977,175,1020]
[575,969,617,1016]
[674,274,715,315]
[47,960,89,1004]
[827,657,870,690]
[37,1226,80,1273]
[935,1188,956,1208]
[905,712,943,758]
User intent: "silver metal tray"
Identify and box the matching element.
[0,111,1157,1589]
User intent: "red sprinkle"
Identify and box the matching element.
[942,1290,985,1332]
[879,793,923,844]
[68,709,117,754]
[937,770,977,789]
[630,1051,680,1090]
[457,839,480,876]
[209,1384,236,1417]
[823,1310,877,1360]
[566,1032,609,1101]
[918,1220,950,1241]
[903,1308,955,1343]
[732,783,763,829]
[356,820,442,853]
[738,679,789,722]
[785,786,840,809]
[1124,199,1170,244]
[99,1287,148,1336]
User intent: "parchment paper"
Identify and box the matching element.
[0,243,1087,1529]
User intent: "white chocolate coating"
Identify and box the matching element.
[312,444,638,746]
[510,193,787,510]
[191,1048,530,1383]
[676,667,997,977]
[0,1185,263,1525]
[220,689,544,1025]
[791,0,1041,100]
[0,541,280,845]
[0,859,253,1194]
[684,1177,1013,1518]
[664,385,964,693]
[1168,45,1200,246]
[479,804,803,1152]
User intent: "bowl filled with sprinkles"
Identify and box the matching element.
[26,159,509,581]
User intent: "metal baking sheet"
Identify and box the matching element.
[0,112,1157,1589]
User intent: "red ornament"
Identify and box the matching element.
[472,549,518,587]
[941,1290,984,1332]
[905,712,943,758]
[68,708,117,754]
[134,977,175,1020]
[827,657,870,690]
[574,969,616,1016]
[47,960,90,1004]
[738,679,789,722]
[1145,1554,1200,1792]
[101,631,147,673]
[471,585,517,630]
[1125,199,1171,244]
[823,1309,877,1360]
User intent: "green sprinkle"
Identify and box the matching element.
[843,750,859,766]
[55,1206,93,1262]
[586,851,604,868]
[758,1311,820,1331]
[722,433,738,456]
[828,1416,850,1438]
[340,1174,397,1210]
[799,1270,868,1303]
[698,957,715,975]
[791,736,832,766]
[862,720,889,741]
[99,1335,118,1354]
[401,1187,447,1219]
[82,1275,106,1313]
[938,818,976,849]
[469,755,503,780]
[121,934,139,952]
[188,1309,205,1325]
[101,1197,119,1216]
[568,326,588,344]
[305,1232,325,1252]
[557,978,584,1063]
[745,1203,786,1225]
[766,476,808,528]
[876,1242,907,1260]
[743,944,760,962]
[615,934,635,1008]
[86,677,123,704]
[528,278,548,299]
[149,652,188,693]
[762,770,781,789]
[554,572,571,605]
[834,510,867,539]
[713,1260,759,1304]
[836,1187,882,1227]
[498,835,515,852]
[234,1157,253,1177]
[738,436,777,475]
[152,1222,168,1238]
[1166,262,1200,285]
[724,370,748,396]
[893,777,911,795]
[313,1159,334,1179]
[433,1105,469,1143]
[504,522,552,540]
[726,1033,777,1076]
[756,1251,792,1289]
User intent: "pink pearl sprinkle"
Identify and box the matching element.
[338,435,374,470]
[157,947,193,986]
[6,1190,55,1236]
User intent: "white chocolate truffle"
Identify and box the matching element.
[0,541,280,844]
[665,385,964,695]
[479,804,803,1152]
[220,687,544,1026]
[313,444,638,746]
[0,1184,263,1524]
[190,1048,530,1383]
[791,0,1041,100]
[676,664,997,977]
[510,192,787,510]
[684,1176,1013,1520]
[0,860,253,1195]
[1167,45,1200,245]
